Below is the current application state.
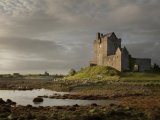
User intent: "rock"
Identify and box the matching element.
[91,103,98,107]
[55,106,63,109]
[0,98,5,104]
[6,99,12,103]
[67,106,76,111]
[4,107,11,113]
[73,104,79,107]
[26,104,32,108]
[89,108,96,113]
[109,103,116,107]
[7,114,14,120]
[6,99,16,105]
[39,106,44,109]
[38,95,48,98]
[33,97,43,103]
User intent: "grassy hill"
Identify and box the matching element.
[66,66,160,81]
[66,66,120,80]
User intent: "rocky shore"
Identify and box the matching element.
[0,78,160,119]
[1,98,159,120]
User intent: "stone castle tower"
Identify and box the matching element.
[90,32,151,72]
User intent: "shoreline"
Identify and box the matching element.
[0,79,160,119]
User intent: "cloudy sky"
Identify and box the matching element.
[0,0,159,74]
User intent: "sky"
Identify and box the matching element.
[0,0,159,74]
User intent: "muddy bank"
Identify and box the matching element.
[0,79,71,91]
[39,93,109,100]
[119,96,160,109]
[38,92,146,100]
[0,79,160,119]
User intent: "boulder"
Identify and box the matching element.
[0,98,5,104]
[6,99,16,105]
[33,97,43,103]
[91,103,98,107]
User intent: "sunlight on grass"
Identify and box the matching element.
[66,66,120,80]
[66,66,160,81]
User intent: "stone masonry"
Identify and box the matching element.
[90,32,151,72]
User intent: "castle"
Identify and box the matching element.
[90,32,151,72]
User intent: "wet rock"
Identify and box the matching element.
[26,104,32,108]
[0,98,5,104]
[109,103,116,107]
[91,103,98,107]
[55,106,63,109]
[6,99,16,105]
[0,106,11,113]
[6,99,12,103]
[39,106,44,109]
[33,97,43,103]
[73,104,79,107]
[67,106,76,111]
[38,95,48,98]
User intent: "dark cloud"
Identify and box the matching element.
[0,37,65,58]
[0,37,91,73]
[124,41,160,65]
[0,0,159,73]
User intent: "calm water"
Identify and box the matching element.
[0,89,118,107]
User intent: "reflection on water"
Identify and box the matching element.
[0,89,118,107]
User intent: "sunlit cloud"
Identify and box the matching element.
[0,0,159,73]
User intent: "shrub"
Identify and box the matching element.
[68,69,76,76]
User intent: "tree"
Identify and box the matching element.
[153,63,160,72]
[44,71,49,76]
[68,69,76,76]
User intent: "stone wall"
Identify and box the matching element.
[92,33,123,71]
[105,49,122,71]
[107,34,121,56]
[134,58,151,71]
[93,35,107,66]
[121,49,130,71]
[91,32,151,72]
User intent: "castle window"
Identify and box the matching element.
[99,44,102,48]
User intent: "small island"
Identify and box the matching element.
[0,1,160,119]
[0,32,160,120]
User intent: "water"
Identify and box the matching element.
[0,89,118,107]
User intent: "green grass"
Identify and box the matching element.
[120,72,160,81]
[66,66,120,80]
[66,66,160,81]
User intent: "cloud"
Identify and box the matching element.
[0,36,91,73]
[0,0,159,73]
[124,41,160,65]
[1,0,159,38]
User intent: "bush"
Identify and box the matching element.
[68,69,76,76]
[153,63,160,72]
